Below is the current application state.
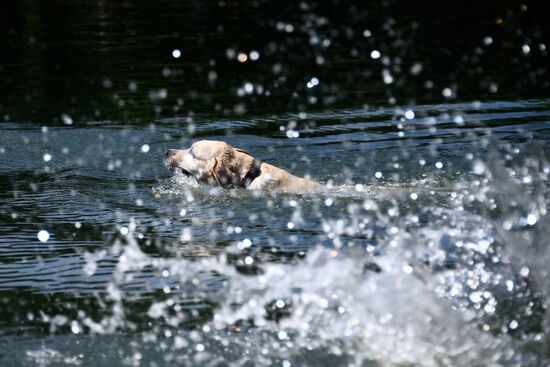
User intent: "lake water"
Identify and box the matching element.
[1,1,550,366]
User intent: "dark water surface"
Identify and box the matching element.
[1,1,550,366]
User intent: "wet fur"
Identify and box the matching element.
[164,140,322,192]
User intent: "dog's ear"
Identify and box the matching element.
[206,146,259,188]
[206,157,224,187]
[207,147,259,187]
[229,149,257,183]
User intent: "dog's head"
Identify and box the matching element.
[164,140,260,188]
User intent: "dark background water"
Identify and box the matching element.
[1,1,550,366]
[1,0,549,123]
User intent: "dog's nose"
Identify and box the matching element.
[165,149,176,159]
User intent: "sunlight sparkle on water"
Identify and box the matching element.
[306,77,319,88]
[71,321,81,334]
[140,144,150,153]
[370,50,381,59]
[526,214,537,225]
[238,53,248,62]
[43,153,52,162]
[61,114,73,125]
[286,130,300,138]
[244,83,254,93]
[404,110,415,120]
[172,49,181,58]
[37,230,50,242]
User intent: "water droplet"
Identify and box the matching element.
[435,161,443,169]
[484,304,496,314]
[502,220,512,230]
[521,44,530,55]
[306,77,319,88]
[469,291,483,303]
[520,266,530,277]
[249,50,260,61]
[509,320,518,330]
[278,330,288,340]
[506,280,514,291]
[442,88,453,98]
[374,171,383,179]
[238,53,248,62]
[172,49,181,58]
[37,230,50,242]
[410,193,418,200]
[196,343,205,352]
[61,114,73,125]
[286,130,299,138]
[43,153,52,162]
[120,227,129,235]
[370,50,381,59]
[244,83,254,93]
[410,63,423,75]
[242,238,252,248]
[71,321,80,334]
[140,144,150,153]
[404,110,415,119]
[472,160,485,175]
[382,70,393,84]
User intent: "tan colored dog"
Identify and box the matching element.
[164,140,322,192]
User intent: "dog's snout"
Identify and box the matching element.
[165,149,176,159]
